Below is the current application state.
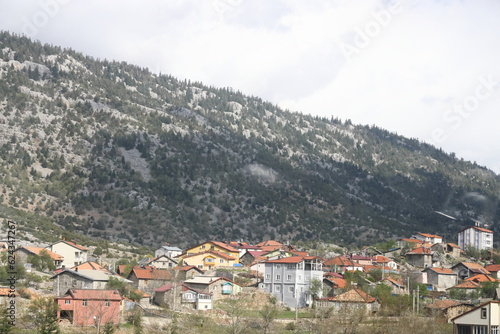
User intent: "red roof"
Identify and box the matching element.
[406,247,433,255]
[182,250,236,261]
[130,268,173,280]
[323,256,357,267]
[72,261,109,272]
[265,256,304,264]
[59,289,122,301]
[451,281,480,289]
[465,274,498,283]
[330,289,377,303]
[255,240,283,247]
[384,277,405,287]
[485,264,500,273]
[54,240,88,251]
[425,267,455,275]
[426,300,464,310]
[21,246,64,261]
[417,233,442,239]
[459,226,493,233]
[373,255,391,263]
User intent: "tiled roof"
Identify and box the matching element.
[130,268,173,280]
[324,277,347,289]
[255,240,283,247]
[459,262,490,275]
[459,226,493,233]
[53,240,88,251]
[323,256,356,267]
[406,247,433,255]
[384,277,405,287]
[182,250,236,261]
[465,274,497,283]
[373,255,391,263]
[447,243,460,249]
[331,289,377,303]
[418,233,442,239]
[425,267,455,275]
[401,238,424,243]
[21,246,64,261]
[60,289,122,300]
[72,261,109,272]
[265,256,304,264]
[209,241,239,253]
[184,276,236,286]
[485,264,500,273]
[451,281,480,289]
[426,300,463,310]
[173,265,204,273]
[155,282,181,293]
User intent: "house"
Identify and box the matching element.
[315,289,381,315]
[46,240,88,268]
[452,300,500,333]
[425,299,473,323]
[15,246,64,269]
[146,255,178,269]
[51,261,131,295]
[373,255,398,271]
[127,267,173,294]
[458,224,494,251]
[323,273,347,297]
[172,265,204,280]
[260,256,323,309]
[179,250,237,270]
[452,262,490,280]
[485,265,500,279]
[239,250,266,267]
[323,256,363,273]
[182,241,240,263]
[413,233,443,244]
[381,277,406,295]
[448,280,481,297]
[183,276,242,301]
[349,255,373,266]
[405,247,434,268]
[56,289,122,326]
[154,282,212,310]
[423,267,458,291]
[154,245,182,259]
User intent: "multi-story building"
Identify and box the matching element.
[260,256,323,309]
[457,224,493,251]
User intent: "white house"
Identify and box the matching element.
[452,300,500,334]
[46,240,88,268]
[457,224,493,251]
[413,233,443,244]
[260,256,323,309]
[154,245,182,259]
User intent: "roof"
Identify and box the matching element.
[265,256,304,264]
[254,240,283,247]
[323,256,357,267]
[155,282,182,293]
[329,289,377,303]
[400,238,425,244]
[447,243,460,249]
[450,281,480,289]
[173,265,204,273]
[465,274,498,283]
[425,300,466,310]
[184,276,236,286]
[406,247,433,255]
[129,268,173,280]
[52,269,130,282]
[459,226,493,234]
[159,246,182,251]
[424,267,455,275]
[451,301,500,322]
[373,255,392,263]
[182,250,236,261]
[72,261,109,272]
[20,246,64,261]
[51,240,88,251]
[485,264,500,273]
[455,262,490,275]
[59,289,122,301]
[324,277,347,289]
[383,277,405,287]
[417,233,442,239]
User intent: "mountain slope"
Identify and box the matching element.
[0,32,498,247]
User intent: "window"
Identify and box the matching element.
[287,264,296,269]
[201,245,206,249]
[105,300,110,307]
[82,300,87,306]
[64,300,70,305]
[288,286,294,293]
[276,274,281,281]
[220,259,224,263]
[298,275,302,281]
[266,274,271,280]
[275,285,281,292]
[481,307,487,319]
[492,326,499,334]
[473,326,486,334]
[276,264,281,269]
[287,275,292,281]
[206,258,214,263]
[198,265,203,269]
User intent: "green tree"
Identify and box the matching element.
[0,303,14,334]
[28,297,60,334]
[258,304,279,334]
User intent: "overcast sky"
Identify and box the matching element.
[1,0,500,174]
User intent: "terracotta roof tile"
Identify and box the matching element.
[59,289,122,300]
[426,267,455,275]
[426,300,463,310]
[332,289,377,303]
[21,246,64,261]
[130,268,173,280]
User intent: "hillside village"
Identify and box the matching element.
[1,221,499,333]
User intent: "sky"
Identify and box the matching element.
[1,0,500,174]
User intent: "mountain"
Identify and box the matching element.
[0,31,499,248]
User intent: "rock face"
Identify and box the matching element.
[0,32,498,247]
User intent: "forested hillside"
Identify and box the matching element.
[0,31,498,247]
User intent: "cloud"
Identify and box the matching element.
[0,0,499,173]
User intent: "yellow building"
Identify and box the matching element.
[184,241,240,263]
[180,250,237,270]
